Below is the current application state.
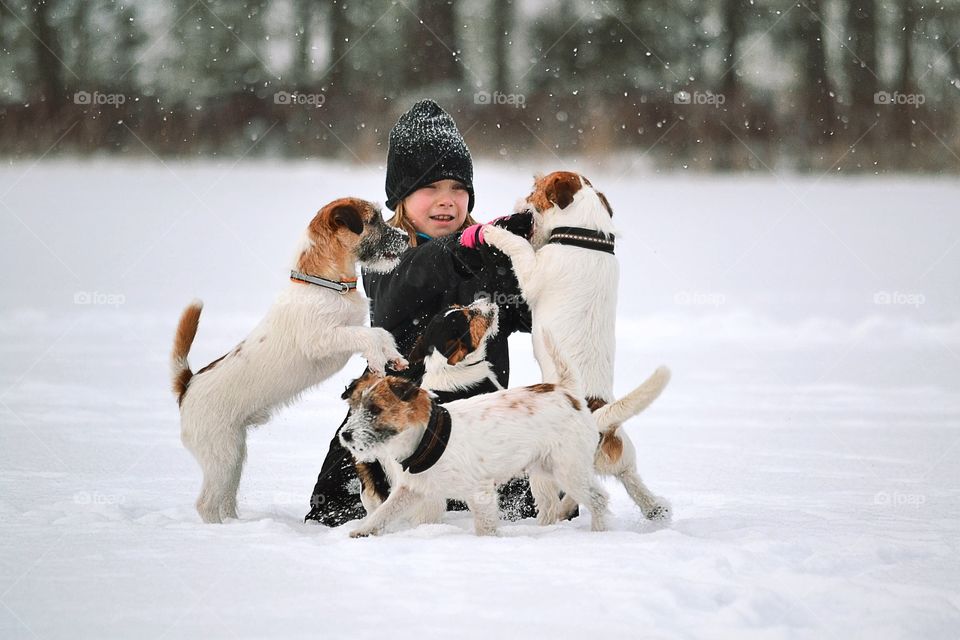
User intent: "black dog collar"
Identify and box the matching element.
[290,270,358,294]
[399,402,452,474]
[547,226,615,255]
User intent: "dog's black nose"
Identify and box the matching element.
[341,430,353,442]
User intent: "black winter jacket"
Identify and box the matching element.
[362,233,532,386]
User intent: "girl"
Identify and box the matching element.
[306,100,536,526]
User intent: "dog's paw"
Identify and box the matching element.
[349,528,373,539]
[388,356,409,371]
[645,503,671,522]
[481,224,505,245]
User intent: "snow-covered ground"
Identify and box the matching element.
[1,160,958,639]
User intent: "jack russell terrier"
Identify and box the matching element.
[171,197,409,523]
[339,333,610,537]
[483,172,672,521]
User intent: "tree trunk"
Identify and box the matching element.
[492,0,512,91]
[845,0,879,138]
[32,0,66,111]
[799,0,836,145]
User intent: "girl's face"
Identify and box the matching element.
[402,179,470,238]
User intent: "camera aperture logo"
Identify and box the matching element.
[674,90,725,108]
[74,291,126,308]
[274,91,325,107]
[874,91,925,108]
[74,90,126,107]
[474,91,526,108]
[873,291,925,308]
[474,290,526,306]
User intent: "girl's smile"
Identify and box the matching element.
[404,179,470,238]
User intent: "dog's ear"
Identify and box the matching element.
[342,368,377,400]
[597,191,613,217]
[545,173,581,210]
[331,204,364,235]
[386,378,420,402]
[407,335,428,363]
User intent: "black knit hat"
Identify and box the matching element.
[385,100,475,212]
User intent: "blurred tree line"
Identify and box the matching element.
[1,0,958,171]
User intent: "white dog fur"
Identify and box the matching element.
[340,333,610,537]
[483,172,672,521]
[171,198,409,523]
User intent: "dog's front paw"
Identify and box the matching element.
[364,354,387,376]
[481,224,506,246]
[645,501,671,522]
[350,528,374,539]
[388,356,409,371]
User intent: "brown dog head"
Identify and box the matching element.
[297,198,409,277]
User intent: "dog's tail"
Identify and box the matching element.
[595,366,671,432]
[171,299,203,405]
[541,330,583,397]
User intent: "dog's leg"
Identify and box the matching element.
[184,418,246,524]
[584,481,610,532]
[219,434,247,521]
[619,470,671,521]
[528,469,562,526]
[350,485,419,538]
[314,326,406,375]
[555,450,610,532]
[481,225,539,291]
[466,487,500,536]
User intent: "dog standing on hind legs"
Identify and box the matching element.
[170,197,410,523]
[482,171,672,521]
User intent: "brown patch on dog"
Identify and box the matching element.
[596,191,614,217]
[364,377,431,431]
[443,339,469,365]
[564,392,582,412]
[196,351,228,376]
[298,197,374,282]
[355,461,389,502]
[175,369,193,406]
[599,431,624,463]
[587,396,622,462]
[342,369,381,405]
[467,312,491,350]
[526,171,583,212]
[527,383,556,394]
[506,394,536,415]
[172,302,203,403]
[585,396,608,413]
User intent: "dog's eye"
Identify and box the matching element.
[365,403,382,417]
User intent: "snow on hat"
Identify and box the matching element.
[385,99,475,212]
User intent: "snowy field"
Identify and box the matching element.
[1,160,959,639]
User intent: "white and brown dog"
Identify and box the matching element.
[339,334,610,537]
[171,197,410,523]
[483,172,672,521]
[349,298,503,523]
